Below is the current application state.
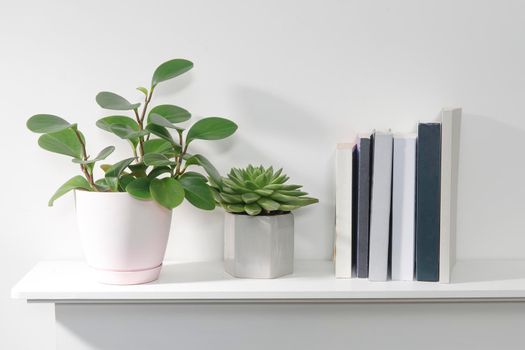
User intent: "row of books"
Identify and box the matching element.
[334,108,461,283]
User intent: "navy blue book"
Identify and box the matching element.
[415,122,441,282]
[352,136,371,278]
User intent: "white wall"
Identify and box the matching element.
[2,0,525,348]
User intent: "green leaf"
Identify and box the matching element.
[38,128,83,158]
[128,163,148,177]
[149,114,185,130]
[143,153,175,167]
[110,124,149,140]
[184,154,222,186]
[27,114,71,133]
[148,104,191,124]
[179,175,215,210]
[179,171,208,182]
[150,177,184,209]
[97,116,139,133]
[151,59,193,87]
[241,192,260,204]
[95,178,110,191]
[96,92,140,111]
[136,86,148,96]
[186,117,238,144]
[148,166,172,178]
[244,203,262,216]
[72,146,115,164]
[105,158,135,191]
[105,158,135,178]
[257,197,281,212]
[126,177,152,200]
[219,193,243,204]
[225,204,245,213]
[146,124,175,144]
[118,174,135,191]
[48,176,91,206]
[143,139,174,154]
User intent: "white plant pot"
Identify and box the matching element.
[224,212,294,278]
[75,191,172,285]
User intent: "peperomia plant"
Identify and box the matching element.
[210,165,318,216]
[27,58,237,210]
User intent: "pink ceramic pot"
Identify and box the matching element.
[75,191,172,285]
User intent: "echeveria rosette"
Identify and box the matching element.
[210,165,318,216]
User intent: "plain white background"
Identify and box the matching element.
[2,0,525,348]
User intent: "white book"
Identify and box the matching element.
[439,108,462,283]
[391,134,417,281]
[335,143,353,278]
[368,131,393,281]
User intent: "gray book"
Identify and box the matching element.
[368,131,393,281]
[353,135,371,278]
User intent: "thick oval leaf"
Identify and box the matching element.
[146,124,175,144]
[148,166,172,179]
[179,175,215,210]
[27,114,71,133]
[150,177,184,209]
[96,92,140,110]
[96,116,139,133]
[180,171,208,182]
[151,59,193,86]
[244,203,262,216]
[95,178,111,191]
[38,128,83,158]
[118,174,135,191]
[73,145,115,164]
[136,86,148,96]
[128,163,148,177]
[143,153,175,167]
[110,124,149,140]
[149,114,184,130]
[184,154,222,186]
[48,175,92,206]
[105,158,135,179]
[186,117,238,144]
[126,177,152,200]
[148,104,191,124]
[143,139,174,154]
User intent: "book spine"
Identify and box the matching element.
[368,132,393,281]
[356,137,371,278]
[335,143,353,278]
[439,108,462,283]
[415,123,442,282]
[391,135,416,281]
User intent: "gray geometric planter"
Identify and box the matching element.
[224,212,294,278]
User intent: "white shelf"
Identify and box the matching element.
[11,260,525,303]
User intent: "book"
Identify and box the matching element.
[391,134,417,281]
[335,143,354,278]
[368,131,393,281]
[353,135,371,278]
[415,122,441,282]
[439,108,462,283]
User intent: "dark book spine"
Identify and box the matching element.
[356,138,371,278]
[415,123,441,281]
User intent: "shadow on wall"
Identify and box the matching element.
[457,113,525,260]
[230,86,335,259]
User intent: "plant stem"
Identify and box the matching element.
[73,128,97,191]
[133,109,145,161]
[175,132,185,176]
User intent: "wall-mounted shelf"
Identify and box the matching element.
[11,260,525,303]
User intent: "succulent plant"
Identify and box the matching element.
[210,165,318,216]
